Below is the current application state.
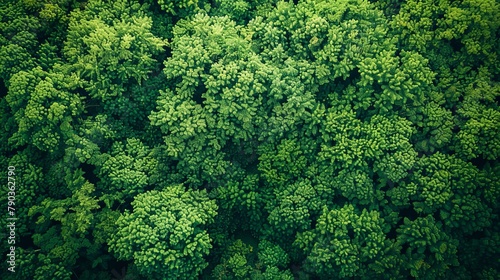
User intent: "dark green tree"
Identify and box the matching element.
[295,204,401,279]
[396,215,459,279]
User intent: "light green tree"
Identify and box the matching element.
[63,0,166,101]
[108,185,218,279]
[6,66,83,153]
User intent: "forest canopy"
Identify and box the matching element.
[0,0,499,279]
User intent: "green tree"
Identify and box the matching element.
[295,204,401,279]
[393,0,499,71]
[5,66,83,153]
[27,169,100,279]
[212,239,293,280]
[95,138,160,206]
[216,170,270,232]
[63,0,166,101]
[1,0,499,279]
[396,216,459,279]
[452,68,500,160]
[407,153,494,235]
[108,185,218,279]
[149,14,263,186]
[0,150,44,237]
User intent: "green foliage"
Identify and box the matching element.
[34,253,73,280]
[318,109,417,206]
[149,14,261,185]
[64,114,116,166]
[152,0,208,16]
[64,0,166,101]
[0,150,44,236]
[105,74,167,131]
[397,215,459,279]
[296,204,401,279]
[410,101,454,153]
[258,139,311,188]
[108,185,217,279]
[252,0,436,115]
[257,240,289,269]
[408,153,456,214]
[6,66,83,152]
[25,169,100,278]
[0,1,39,82]
[211,0,277,25]
[394,0,499,61]
[0,99,17,154]
[30,169,100,238]
[479,162,500,210]
[37,42,63,70]
[223,240,254,279]
[1,0,499,279]
[267,179,323,238]
[407,152,494,235]
[453,68,500,160]
[0,44,36,83]
[392,0,500,111]
[212,239,293,280]
[370,0,403,18]
[96,138,160,206]
[216,171,269,231]
[440,194,493,235]
[457,224,500,279]
[0,0,80,83]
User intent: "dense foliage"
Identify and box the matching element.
[1,0,499,279]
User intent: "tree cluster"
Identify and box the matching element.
[1,0,499,279]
